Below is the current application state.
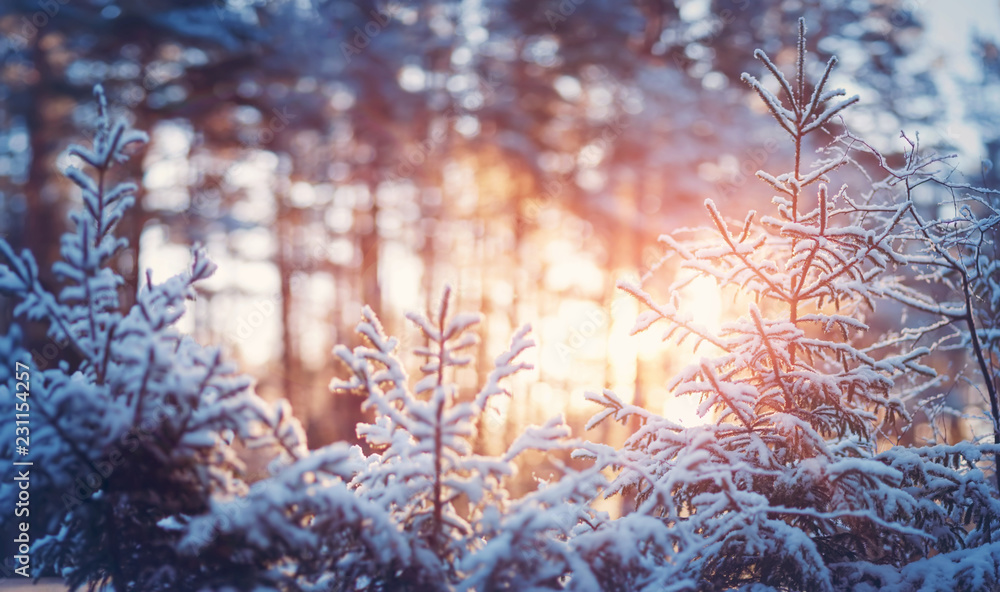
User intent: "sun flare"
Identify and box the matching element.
[679,275,724,334]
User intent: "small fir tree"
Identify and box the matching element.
[0,86,316,591]
[330,288,605,591]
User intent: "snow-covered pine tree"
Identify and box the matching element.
[0,86,332,591]
[584,19,1000,591]
[329,287,608,591]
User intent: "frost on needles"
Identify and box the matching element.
[586,18,1000,592]
[331,287,607,591]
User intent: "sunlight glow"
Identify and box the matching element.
[665,275,726,426]
[138,225,197,336]
[679,275,723,334]
[662,392,708,427]
[606,295,640,394]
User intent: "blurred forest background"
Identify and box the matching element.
[1,0,999,452]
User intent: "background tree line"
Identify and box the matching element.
[1,0,997,451]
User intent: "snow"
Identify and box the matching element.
[577,19,1000,592]
[2,16,1000,589]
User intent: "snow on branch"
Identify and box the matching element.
[582,19,1000,590]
